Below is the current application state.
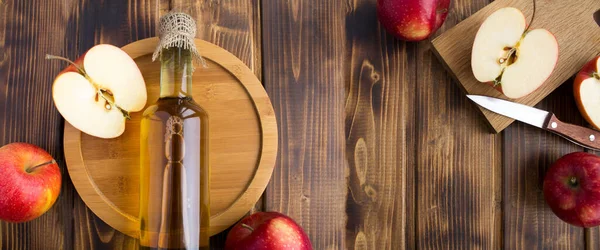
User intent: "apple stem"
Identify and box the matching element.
[45,54,86,75]
[240,223,254,232]
[26,159,56,173]
[525,0,537,32]
[593,72,600,80]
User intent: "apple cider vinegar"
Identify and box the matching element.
[139,13,209,250]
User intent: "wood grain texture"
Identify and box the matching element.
[0,0,7,142]
[261,0,348,249]
[586,227,600,250]
[0,0,76,249]
[170,0,262,79]
[432,0,600,133]
[72,201,137,250]
[60,1,163,249]
[503,83,585,249]
[416,0,503,248]
[344,0,416,249]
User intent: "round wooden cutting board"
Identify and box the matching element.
[64,38,277,238]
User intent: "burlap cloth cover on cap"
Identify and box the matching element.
[152,12,207,69]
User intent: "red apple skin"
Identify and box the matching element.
[0,143,61,223]
[484,81,504,95]
[574,56,600,129]
[377,0,451,41]
[225,212,312,250]
[543,152,600,227]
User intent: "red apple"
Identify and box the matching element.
[225,212,312,250]
[574,56,600,129]
[543,152,600,227]
[377,0,451,41]
[0,143,61,223]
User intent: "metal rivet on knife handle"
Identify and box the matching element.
[551,122,557,128]
[591,135,596,141]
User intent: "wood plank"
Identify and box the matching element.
[73,201,137,250]
[0,0,77,249]
[261,0,348,249]
[416,0,502,248]
[586,227,599,250]
[344,0,416,249]
[54,1,164,249]
[503,83,585,249]
[0,0,8,142]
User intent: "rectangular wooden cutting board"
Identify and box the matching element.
[431,0,600,133]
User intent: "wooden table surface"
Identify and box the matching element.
[0,0,597,249]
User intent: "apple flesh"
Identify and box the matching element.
[225,212,312,250]
[48,44,147,139]
[574,56,600,129]
[471,7,559,99]
[0,143,61,223]
[377,0,451,41]
[544,152,600,227]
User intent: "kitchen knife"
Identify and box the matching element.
[467,95,600,150]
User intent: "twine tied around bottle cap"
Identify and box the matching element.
[152,12,207,69]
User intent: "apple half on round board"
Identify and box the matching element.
[48,44,147,139]
[471,7,559,99]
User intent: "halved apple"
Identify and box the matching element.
[49,44,147,138]
[574,56,600,129]
[471,7,559,99]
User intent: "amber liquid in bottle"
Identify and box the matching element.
[139,47,209,250]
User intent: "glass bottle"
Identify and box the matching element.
[139,46,210,250]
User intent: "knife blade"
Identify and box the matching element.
[467,95,600,151]
[467,95,550,128]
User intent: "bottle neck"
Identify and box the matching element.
[159,47,193,98]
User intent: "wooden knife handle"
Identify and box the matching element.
[545,114,600,150]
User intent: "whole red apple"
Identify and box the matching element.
[0,143,61,222]
[377,0,451,41]
[225,212,312,250]
[543,152,600,227]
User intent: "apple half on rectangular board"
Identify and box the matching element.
[471,7,559,99]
